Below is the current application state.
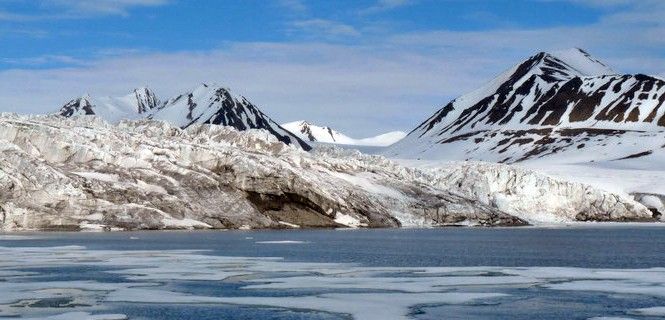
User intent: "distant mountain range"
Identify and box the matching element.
[281,120,405,147]
[59,87,159,122]
[58,83,311,150]
[385,48,665,164]
[57,84,405,150]
[56,48,665,165]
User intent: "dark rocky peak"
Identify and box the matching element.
[59,95,95,117]
[508,49,614,85]
[131,87,160,114]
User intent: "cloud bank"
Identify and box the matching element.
[0,0,663,136]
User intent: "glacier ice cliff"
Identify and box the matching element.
[0,114,654,231]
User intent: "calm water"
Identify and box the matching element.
[2,226,665,319]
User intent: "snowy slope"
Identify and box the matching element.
[549,48,614,76]
[150,83,311,150]
[58,87,159,123]
[385,48,665,164]
[57,84,311,150]
[282,120,406,146]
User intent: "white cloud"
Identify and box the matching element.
[360,0,415,14]
[551,0,648,8]
[386,0,665,74]
[376,0,413,9]
[0,10,38,21]
[291,19,361,38]
[0,1,664,136]
[0,42,469,136]
[2,16,664,136]
[275,0,307,13]
[0,0,170,20]
[1,54,84,66]
[0,28,49,37]
[43,0,169,16]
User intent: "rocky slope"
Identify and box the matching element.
[57,84,311,150]
[0,114,654,231]
[385,48,665,163]
[282,120,405,146]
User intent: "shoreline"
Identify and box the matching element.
[2,221,665,235]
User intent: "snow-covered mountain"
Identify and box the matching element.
[57,84,311,150]
[282,120,406,146]
[385,48,665,164]
[59,87,159,123]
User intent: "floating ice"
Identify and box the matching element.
[630,306,665,316]
[21,312,128,320]
[255,240,308,244]
[2,244,665,319]
[0,235,42,240]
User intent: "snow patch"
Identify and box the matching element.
[72,171,119,183]
[334,212,365,228]
[161,218,211,230]
[282,120,405,146]
[277,221,300,228]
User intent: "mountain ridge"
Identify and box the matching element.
[386,48,665,164]
[57,83,311,150]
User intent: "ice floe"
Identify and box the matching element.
[1,244,665,319]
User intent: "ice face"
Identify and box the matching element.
[2,244,665,320]
[0,114,652,232]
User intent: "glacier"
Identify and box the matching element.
[282,120,406,146]
[0,113,655,231]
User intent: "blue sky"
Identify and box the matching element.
[1,0,663,136]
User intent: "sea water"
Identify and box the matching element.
[1,226,665,319]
